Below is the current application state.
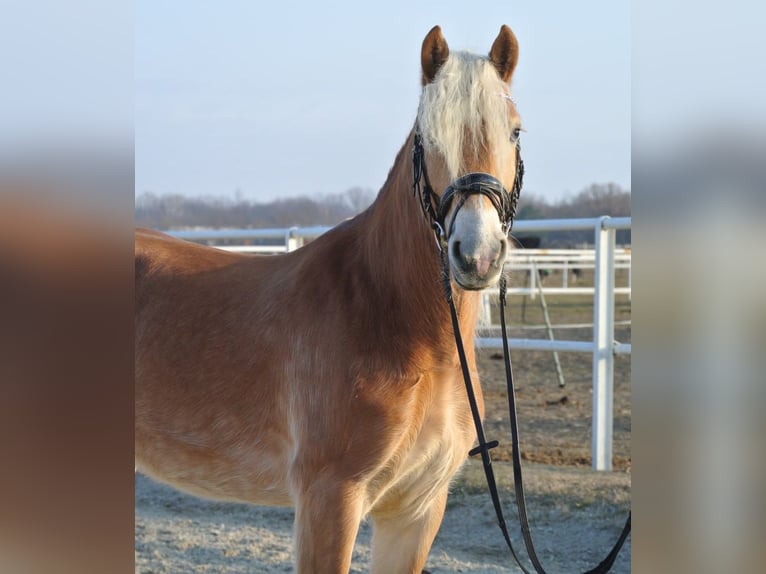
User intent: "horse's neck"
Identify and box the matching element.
[361,135,481,354]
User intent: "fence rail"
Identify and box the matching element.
[168,216,631,471]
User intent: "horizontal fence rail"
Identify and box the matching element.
[168,216,631,471]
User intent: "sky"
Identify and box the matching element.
[135,1,630,203]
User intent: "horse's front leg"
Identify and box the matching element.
[291,470,365,573]
[369,485,449,574]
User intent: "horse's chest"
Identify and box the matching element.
[369,382,478,516]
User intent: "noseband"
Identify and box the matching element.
[412,131,524,248]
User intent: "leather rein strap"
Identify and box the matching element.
[417,132,631,573]
[440,253,632,574]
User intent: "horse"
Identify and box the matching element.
[135,24,523,573]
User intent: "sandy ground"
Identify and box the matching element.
[136,288,632,572]
[136,462,630,573]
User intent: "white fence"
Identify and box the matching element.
[504,248,631,297]
[170,216,631,471]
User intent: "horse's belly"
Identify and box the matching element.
[135,425,293,506]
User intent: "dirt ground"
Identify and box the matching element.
[477,329,631,470]
[135,281,632,573]
[136,463,630,573]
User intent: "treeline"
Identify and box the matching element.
[135,187,376,230]
[514,182,631,246]
[135,182,630,246]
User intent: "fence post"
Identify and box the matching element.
[592,216,616,471]
[286,227,303,252]
[479,292,493,327]
[528,259,536,300]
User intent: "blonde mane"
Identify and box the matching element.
[416,51,513,178]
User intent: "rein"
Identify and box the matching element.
[414,132,631,573]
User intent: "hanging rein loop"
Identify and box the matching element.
[415,129,631,573]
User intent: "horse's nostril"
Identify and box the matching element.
[451,238,507,279]
[451,241,476,269]
[451,241,462,260]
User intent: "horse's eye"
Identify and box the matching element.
[511,127,521,142]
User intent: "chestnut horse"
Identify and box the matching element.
[136,25,523,573]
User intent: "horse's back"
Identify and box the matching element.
[133,226,286,387]
[135,228,244,283]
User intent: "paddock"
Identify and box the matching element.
[135,25,631,567]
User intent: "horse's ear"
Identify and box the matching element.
[421,25,450,85]
[489,25,519,83]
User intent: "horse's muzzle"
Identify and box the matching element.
[449,236,507,290]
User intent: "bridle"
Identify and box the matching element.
[412,129,631,574]
[412,131,523,251]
